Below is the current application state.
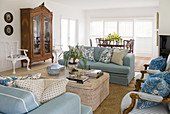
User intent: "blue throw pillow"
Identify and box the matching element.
[137,77,170,109]
[83,48,95,62]
[149,56,166,71]
[99,49,112,63]
[149,71,170,85]
[0,73,41,87]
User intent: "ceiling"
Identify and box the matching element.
[50,0,159,10]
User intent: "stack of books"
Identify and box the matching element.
[86,69,103,78]
[67,75,89,84]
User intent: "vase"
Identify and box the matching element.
[116,41,119,45]
[68,62,78,73]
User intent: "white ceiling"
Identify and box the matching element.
[50,0,159,10]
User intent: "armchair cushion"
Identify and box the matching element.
[149,56,166,71]
[137,77,170,109]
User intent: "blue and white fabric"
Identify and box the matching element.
[8,54,26,59]
[149,56,166,71]
[0,85,40,114]
[99,49,112,63]
[83,48,95,62]
[137,76,170,109]
[0,73,41,87]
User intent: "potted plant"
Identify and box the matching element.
[64,45,87,72]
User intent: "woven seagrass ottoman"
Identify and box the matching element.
[66,72,110,111]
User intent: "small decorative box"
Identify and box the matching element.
[47,66,60,76]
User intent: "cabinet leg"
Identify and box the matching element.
[44,60,45,62]
[30,62,32,69]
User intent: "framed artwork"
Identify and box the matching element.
[4,25,13,36]
[4,12,13,23]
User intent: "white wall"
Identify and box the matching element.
[85,7,159,57]
[159,0,170,35]
[0,0,85,72]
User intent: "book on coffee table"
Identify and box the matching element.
[67,75,89,84]
[86,69,103,78]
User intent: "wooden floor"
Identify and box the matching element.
[0,56,153,114]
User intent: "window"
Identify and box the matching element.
[89,18,154,57]
[119,21,133,37]
[61,18,77,51]
[104,21,117,37]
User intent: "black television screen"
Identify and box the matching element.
[160,35,170,58]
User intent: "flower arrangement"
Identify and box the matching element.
[104,32,122,42]
[64,45,87,70]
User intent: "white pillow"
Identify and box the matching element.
[165,54,170,71]
[15,79,44,101]
[147,69,160,74]
[41,79,69,103]
[15,79,69,103]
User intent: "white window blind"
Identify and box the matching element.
[119,21,133,37]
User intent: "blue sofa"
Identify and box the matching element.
[0,85,92,114]
[58,46,135,86]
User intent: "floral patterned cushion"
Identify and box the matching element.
[149,56,166,71]
[137,72,170,109]
[0,73,41,87]
[83,48,95,62]
[99,49,112,63]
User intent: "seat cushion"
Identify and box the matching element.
[0,85,40,114]
[8,54,27,59]
[91,62,130,74]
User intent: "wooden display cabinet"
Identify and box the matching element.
[20,3,53,68]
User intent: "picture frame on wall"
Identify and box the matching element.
[4,12,13,23]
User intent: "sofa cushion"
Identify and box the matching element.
[111,48,127,65]
[137,77,170,109]
[28,92,81,114]
[149,56,166,71]
[83,47,95,62]
[15,79,44,102]
[99,49,112,63]
[0,85,40,114]
[78,60,130,75]
[0,73,41,87]
[15,79,69,103]
[41,79,68,103]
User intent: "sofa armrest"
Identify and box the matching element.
[28,92,81,114]
[123,53,135,67]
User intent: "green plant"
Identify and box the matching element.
[64,45,87,69]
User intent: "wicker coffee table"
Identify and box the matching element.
[42,69,110,111]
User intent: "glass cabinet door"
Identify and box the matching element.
[44,16,51,54]
[33,15,41,55]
